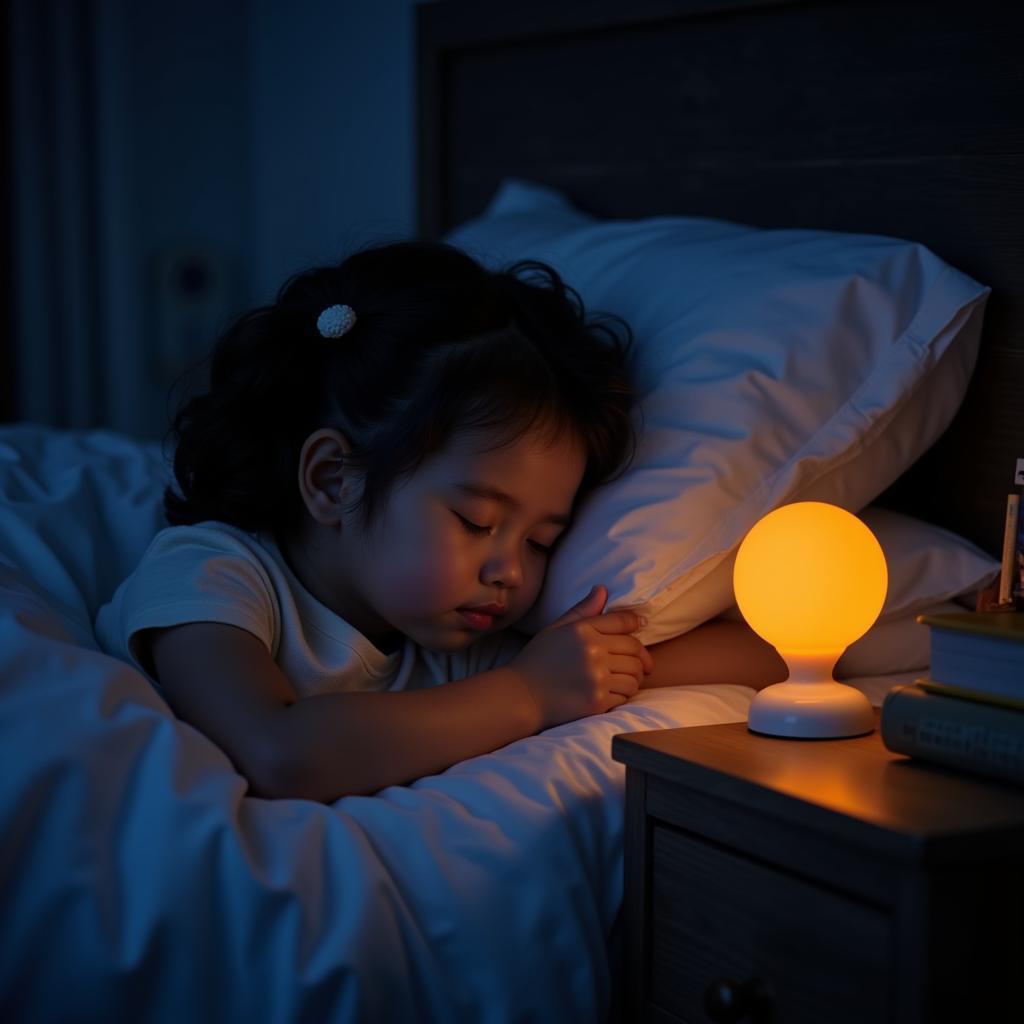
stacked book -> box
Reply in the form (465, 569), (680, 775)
(881, 611), (1024, 786)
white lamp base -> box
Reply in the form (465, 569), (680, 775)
(747, 652), (875, 738)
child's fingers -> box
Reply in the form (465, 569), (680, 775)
(606, 635), (654, 674)
(546, 584), (608, 630)
(608, 656), (644, 690)
(605, 690), (631, 710)
(587, 609), (647, 636)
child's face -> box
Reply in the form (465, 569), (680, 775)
(297, 427), (586, 654)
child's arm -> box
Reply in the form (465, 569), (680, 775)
(148, 622), (544, 802)
(148, 597), (649, 802)
(642, 617), (788, 690)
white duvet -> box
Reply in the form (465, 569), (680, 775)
(0, 425), (761, 1023)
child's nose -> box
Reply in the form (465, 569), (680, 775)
(482, 549), (523, 588)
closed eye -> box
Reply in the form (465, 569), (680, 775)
(453, 512), (554, 555)
(453, 511), (491, 536)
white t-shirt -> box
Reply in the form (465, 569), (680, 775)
(94, 520), (530, 698)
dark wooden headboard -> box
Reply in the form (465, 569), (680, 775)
(416, 0), (1024, 558)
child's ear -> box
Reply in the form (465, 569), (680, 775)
(297, 428), (354, 526)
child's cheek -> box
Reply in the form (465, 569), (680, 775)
(422, 541), (473, 600)
(393, 536), (473, 613)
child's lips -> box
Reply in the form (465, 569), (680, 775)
(457, 607), (501, 630)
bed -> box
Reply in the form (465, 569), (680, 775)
(2, 1), (1021, 1021)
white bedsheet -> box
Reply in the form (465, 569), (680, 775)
(0, 554), (752, 1021)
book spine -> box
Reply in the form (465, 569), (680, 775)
(881, 687), (1024, 785)
(929, 633), (1022, 700)
(1000, 493), (1019, 605)
(1015, 459), (1024, 603)
(917, 678), (1024, 712)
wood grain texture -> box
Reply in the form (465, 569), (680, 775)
(651, 825), (890, 1023)
(612, 720), (1024, 860)
(620, 769), (648, 1024)
(615, 720), (1024, 1023)
(645, 773), (902, 904)
(418, 0), (1024, 557)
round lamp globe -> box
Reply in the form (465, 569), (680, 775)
(734, 501), (887, 738)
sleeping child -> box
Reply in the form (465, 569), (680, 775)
(94, 240), (785, 801)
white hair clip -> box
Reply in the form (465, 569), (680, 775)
(317, 304), (357, 339)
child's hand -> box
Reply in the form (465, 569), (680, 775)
(510, 584), (653, 729)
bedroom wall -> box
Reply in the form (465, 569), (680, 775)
(6, 0), (424, 442)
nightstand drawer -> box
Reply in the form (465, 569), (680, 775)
(650, 825), (891, 1023)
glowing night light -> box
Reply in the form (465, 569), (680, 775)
(734, 501), (887, 738)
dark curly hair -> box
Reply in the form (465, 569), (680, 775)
(162, 240), (639, 540)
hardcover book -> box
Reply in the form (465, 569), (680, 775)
(917, 679), (1024, 711)
(915, 611), (1024, 702)
(881, 684), (1024, 786)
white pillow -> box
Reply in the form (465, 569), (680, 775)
(836, 601), (961, 681)
(717, 507), (999, 677)
(446, 179), (991, 642)
(856, 506), (999, 619)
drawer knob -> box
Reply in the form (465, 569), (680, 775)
(704, 976), (773, 1023)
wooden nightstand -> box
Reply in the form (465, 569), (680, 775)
(611, 714), (1024, 1024)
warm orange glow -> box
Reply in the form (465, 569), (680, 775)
(734, 502), (887, 654)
